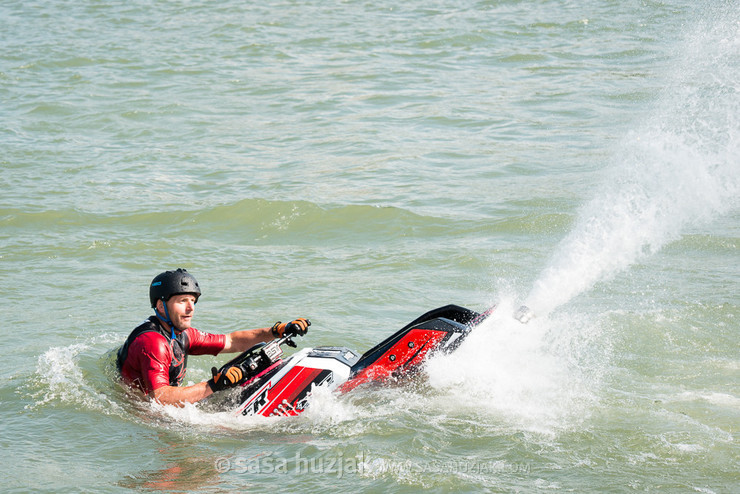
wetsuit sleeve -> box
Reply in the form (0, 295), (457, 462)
(128, 332), (173, 393)
(185, 327), (226, 355)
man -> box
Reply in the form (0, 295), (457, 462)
(117, 268), (309, 405)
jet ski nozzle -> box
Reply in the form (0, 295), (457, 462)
(513, 305), (534, 324)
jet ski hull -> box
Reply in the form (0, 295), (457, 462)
(205, 304), (494, 418)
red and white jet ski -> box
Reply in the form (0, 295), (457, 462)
(203, 304), (495, 418)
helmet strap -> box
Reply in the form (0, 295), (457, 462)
(154, 298), (176, 340)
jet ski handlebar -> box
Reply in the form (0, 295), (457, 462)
(218, 334), (303, 386)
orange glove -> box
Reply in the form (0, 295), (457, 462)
(208, 365), (244, 392)
(271, 318), (311, 338)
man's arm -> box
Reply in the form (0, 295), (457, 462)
(148, 326), (275, 405)
(221, 327), (274, 353)
(220, 318), (311, 354)
(152, 381), (213, 406)
(151, 369), (247, 406)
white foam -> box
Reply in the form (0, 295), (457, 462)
(426, 297), (606, 434)
(30, 343), (125, 416)
(671, 391), (740, 409)
(300, 383), (358, 424)
(32, 343), (89, 407)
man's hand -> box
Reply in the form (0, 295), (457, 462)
(207, 365), (244, 392)
(271, 318), (311, 338)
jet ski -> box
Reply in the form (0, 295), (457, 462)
(203, 304), (495, 417)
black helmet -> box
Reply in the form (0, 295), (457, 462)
(149, 268), (201, 308)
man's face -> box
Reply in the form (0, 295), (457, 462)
(159, 294), (197, 331)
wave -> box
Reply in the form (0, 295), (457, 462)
(2, 198), (563, 248)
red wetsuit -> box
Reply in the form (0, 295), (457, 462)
(118, 316), (225, 395)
